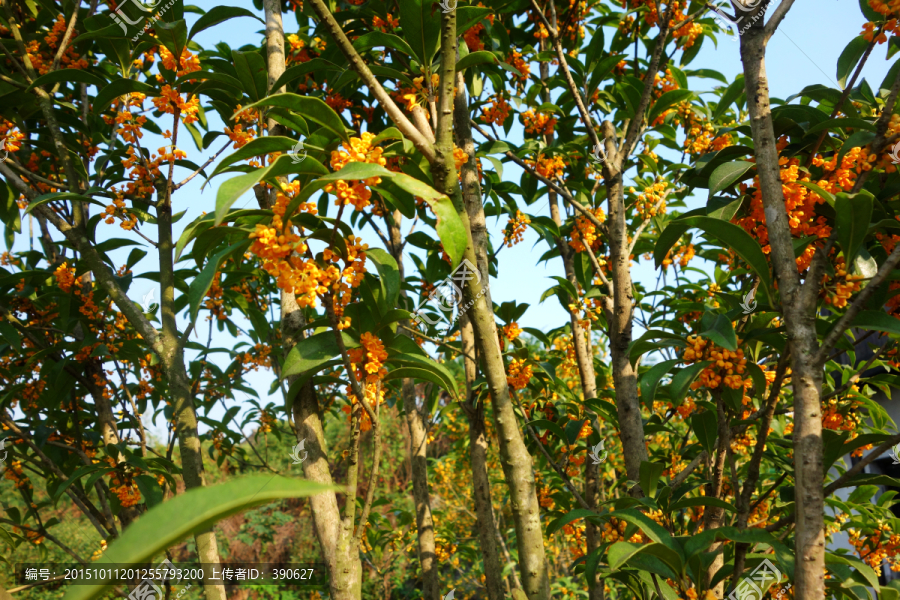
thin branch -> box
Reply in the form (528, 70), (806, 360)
(175, 140), (231, 190)
(763, 0), (798, 43)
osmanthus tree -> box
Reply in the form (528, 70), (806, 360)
(4, 0), (900, 599)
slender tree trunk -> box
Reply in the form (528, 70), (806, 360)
(603, 167), (648, 491)
(157, 182), (227, 600)
(460, 313), (508, 600)
(702, 391), (730, 598)
(450, 66), (549, 599)
(262, 2), (361, 596)
(740, 25), (825, 600)
(386, 214), (439, 600)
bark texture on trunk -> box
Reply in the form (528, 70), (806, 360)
(740, 25), (825, 600)
(451, 69), (549, 600)
(460, 313), (507, 600)
(387, 214), (439, 600)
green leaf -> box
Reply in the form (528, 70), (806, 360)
(640, 461), (665, 498)
(26, 69), (106, 92)
(25, 192), (107, 215)
(527, 419), (567, 443)
(93, 79), (159, 113)
(848, 311), (900, 336)
(188, 241), (246, 325)
(547, 508), (599, 536)
(214, 154), (328, 224)
(282, 331), (359, 378)
(835, 190), (874, 265)
(677, 216), (774, 306)
(713, 75), (745, 121)
(699, 313), (738, 351)
(155, 20), (188, 65)
(805, 117), (877, 135)
(607, 541), (648, 571)
(366, 248), (400, 306)
(210, 136), (306, 178)
(668, 496), (736, 512)
(795, 180), (835, 206)
(232, 50), (268, 102)
(639, 359), (679, 408)
(61, 476), (336, 600)
(457, 50), (499, 72)
(352, 31), (416, 58)
(398, 0), (441, 65)
(649, 89), (693, 126)
(388, 353), (459, 398)
(670, 361), (712, 404)
(457, 6), (494, 33)
(308, 164), (467, 268)
(188, 6), (263, 40)
(238, 93), (350, 142)
(708, 160), (755, 198)
(692, 409), (717, 456)
(269, 59), (346, 94)
(837, 36), (870, 89)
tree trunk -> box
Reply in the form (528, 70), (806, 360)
(460, 313), (508, 600)
(263, 1), (362, 596)
(445, 53), (549, 599)
(386, 214), (439, 600)
(604, 169), (648, 491)
(740, 25), (825, 600)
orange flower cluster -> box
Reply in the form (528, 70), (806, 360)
(287, 35), (323, 65)
(204, 273), (227, 320)
(504, 210), (531, 247)
(849, 523), (900, 574)
(463, 4), (494, 51)
(861, 0), (900, 43)
(372, 14), (399, 31)
(683, 334), (752, 391)
(506, 358), (533, 390)
(152, 85), (201, 124)
(54, 262), (76, 292)
(481, 96), (511, 126)
(238, 343), (272, 372)
(109, 93), (147, 144)
(224, 105), (259, 149)
(24, 14), (89, 75)
(3, 460), (31, 490)
(106, 460), (143, 508)
(525, 154), (567, 181)
(521, 110), (557, 136)
(342, 383), (386, 432)
(661, 242), (695, 270)
(502, 321), (523, 343)
(630, 180), (669, 218)
(325, 89), (352, 113)
(822, 386), (864, 433)
(326, 132), (387, 211)
(0, 118), (24, 155)
(735, 139), (837, 271)
(821, 258), (864, 308)
(348, 332), (389, 384)
(158, 46), (201, 78)
(508, 50), (531, 89)
(569, 208), (606, 253)
(104, 194), (138, 230)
